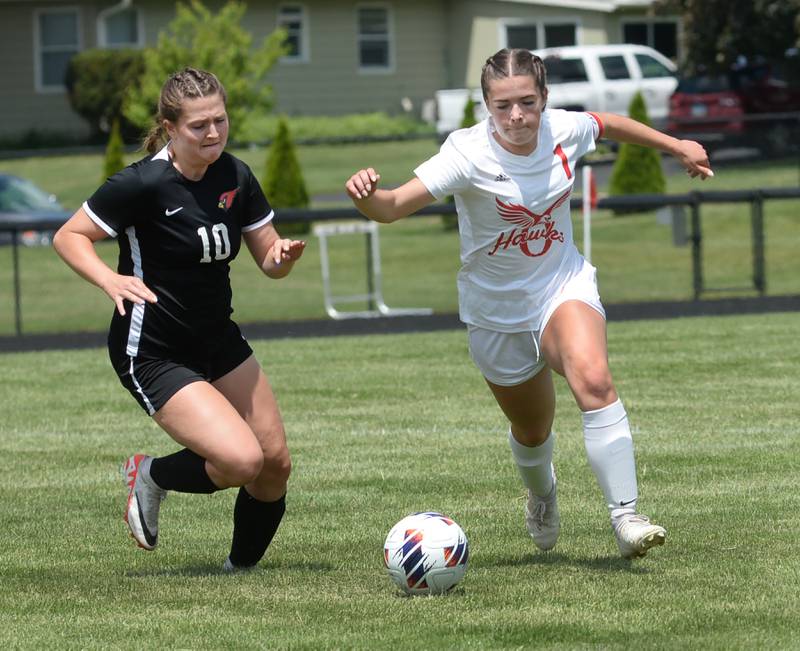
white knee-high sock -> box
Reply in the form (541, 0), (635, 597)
(508, 430), (555, 497)
(582, 399), (638, 519)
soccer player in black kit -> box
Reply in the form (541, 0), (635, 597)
(53, 68), (306, 571)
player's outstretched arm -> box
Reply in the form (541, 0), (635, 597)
(53, 207), (158, 316)
(345, 168), (436, 223)
(244, 222), (306, 279)
(597, 112), (714, 180)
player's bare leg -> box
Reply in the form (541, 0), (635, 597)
(214, 355), (291, 570)
(542, 300), (665, 558)
(487, 369), (560, 550)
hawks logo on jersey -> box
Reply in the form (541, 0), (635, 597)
(218, 187), (240, 211)
(488, 190), (570, 258)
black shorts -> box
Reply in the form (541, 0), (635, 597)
(109, 321), (253, 416)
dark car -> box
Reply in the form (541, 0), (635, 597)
(667, 57), (800, 154)
(0, 173), (71, 246)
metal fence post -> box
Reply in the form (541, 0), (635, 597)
(12, 232), (22, 336)
(689, 195), (703, 300)
(750, 193), (766, 295)
(365, 232), (376, 310)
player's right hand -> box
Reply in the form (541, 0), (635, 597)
(345, 168), (381, 201)
(102, 273), (158, 316)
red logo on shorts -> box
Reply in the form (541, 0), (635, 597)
(218, 187), (240, 211)
(488, 191), (569, 258)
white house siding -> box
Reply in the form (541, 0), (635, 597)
(256, 0), (448, 117)
(445, 0), (637, 88)
(0, 2), (97, 140)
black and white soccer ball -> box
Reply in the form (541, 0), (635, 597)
(383, 511), (469, 595)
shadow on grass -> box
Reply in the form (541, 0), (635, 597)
(123, 559), (335, 578)
(482, 551), (655, 574)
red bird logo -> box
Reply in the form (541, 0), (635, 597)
(495, 189), (571, 227)
(218, 187), (240, 211)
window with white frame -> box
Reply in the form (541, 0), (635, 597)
(357, 5), (392, 71)
(100, 7), (141, 48)
(622, 20), (678, 60)
(278, 4), (308, 61)
(504, 21), (577, 50)
(35, 8), (81, 91)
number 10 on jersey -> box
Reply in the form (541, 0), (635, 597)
(197, 224), (231, 262)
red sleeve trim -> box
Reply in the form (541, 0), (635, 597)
(586, 111), (604, 139)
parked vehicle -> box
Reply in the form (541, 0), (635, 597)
(434, 44), (677, 137)
(666, 57), (800, 154)
(0, 174), (70, 246)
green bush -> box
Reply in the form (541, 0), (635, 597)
(124, 0), (286, 144)
(262, 117), (310, 236)
(101, 119), (126, 183)
(238, 112), (435, 144)
(65, 48), (145, 142)
(608, 91), (666, 213)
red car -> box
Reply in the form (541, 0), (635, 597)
(667, 58), (800, 154)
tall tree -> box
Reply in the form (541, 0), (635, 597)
(658, 0), (800, 73)
(124, 0), (287, 142)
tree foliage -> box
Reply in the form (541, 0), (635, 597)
(608, 92), (665, 209)
(102, 119), (126, 183)
(65, 49), (145, 141)
(124, 0), (287, 142)
(262, 117), (310, 235)
(657, 0), (800, 73)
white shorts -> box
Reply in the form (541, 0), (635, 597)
(467, 261), (605, 387)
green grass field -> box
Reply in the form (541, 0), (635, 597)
(1, 312), (798, 649)
(0, 144), (798, 336)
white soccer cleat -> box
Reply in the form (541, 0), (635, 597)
(613, 513), (666, 559)
(525, 474), (560, 551)
(122, 454), (166, 551)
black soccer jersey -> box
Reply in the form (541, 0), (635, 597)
(84, 146), (273, 359)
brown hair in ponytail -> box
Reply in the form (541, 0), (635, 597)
(480, 48), (548, 102)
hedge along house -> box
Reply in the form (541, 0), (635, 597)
(0, 0), (679, 144)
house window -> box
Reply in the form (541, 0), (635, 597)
(278, 4), (308, 61)
(543, 24), (576, 48)
(357, 5), (392, 71)
(503, 21), (577, 50)
(35, 9), (81, 91)
(507, 25), (538, 50)
(100, 8), (141, 48)
(623, 20), (678, 60)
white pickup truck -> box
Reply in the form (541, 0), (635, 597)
(435, 44), (677, 137)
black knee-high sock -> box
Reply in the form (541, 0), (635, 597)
(228, 489), (286, 568)
(149, 448), (220, 494)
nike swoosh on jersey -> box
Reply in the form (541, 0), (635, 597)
(165, 207), (184, 216)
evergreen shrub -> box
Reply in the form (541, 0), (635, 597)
(102, 119), (126, 183)
(262, 117), (310, 236)
(608, 92), (666, 214)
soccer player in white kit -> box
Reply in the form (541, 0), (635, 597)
(345, 48), (714, 559)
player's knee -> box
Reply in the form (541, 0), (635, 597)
(512, 425), (551, 447)
(263, 448), (292, 485)
(218, 446), (264, 486)
(573, 367), (615, 408)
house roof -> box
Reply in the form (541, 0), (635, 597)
(502, 0), (655, 12)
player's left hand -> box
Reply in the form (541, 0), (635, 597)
(270, 238), (306, 265)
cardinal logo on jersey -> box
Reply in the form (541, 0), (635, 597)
(488, 189), (570, 258)
(218, 187), (240, 211)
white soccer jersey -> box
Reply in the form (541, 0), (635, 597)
(415, 109), (602, 332)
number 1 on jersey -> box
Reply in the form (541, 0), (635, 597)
(197, 223), (231, 262)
